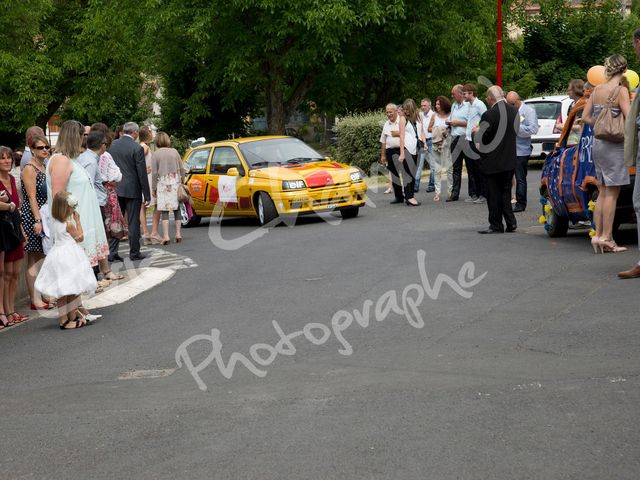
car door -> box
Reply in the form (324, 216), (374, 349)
(183, 146), (213, 215)
(207, 146), (251, 214)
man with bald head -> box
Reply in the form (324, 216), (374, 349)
(474, 86), (519, 234)
(506, 91), (538, 212)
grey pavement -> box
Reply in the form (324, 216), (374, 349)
(1, 170), (639, 479)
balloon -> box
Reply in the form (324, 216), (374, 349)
(587, 65), (606, 86)
(624, 69), (639, 89)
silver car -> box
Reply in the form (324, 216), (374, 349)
(524, 95), (574, 159)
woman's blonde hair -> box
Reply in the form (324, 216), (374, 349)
(54, 120), (83, 159)
(604, 54), (627, 79)
(402, 98), (418, 123)
(155, 131), (171, 148)
(51, 191), (73, 223)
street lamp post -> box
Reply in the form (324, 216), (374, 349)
(497, 0), (503, 86)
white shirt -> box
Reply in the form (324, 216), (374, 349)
(380, 117), (401, 149)
(403, 119), (423, 156)
(420, 110), (434, 139)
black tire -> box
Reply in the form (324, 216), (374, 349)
(544, 198), (569, 237)
(255, 192), (279, 226)
(339, 206), (359, 219)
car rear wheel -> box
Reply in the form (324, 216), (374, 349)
(544, 196), (568, 237)
(339, 206), (359, 219)
(256, 192), (279, 226)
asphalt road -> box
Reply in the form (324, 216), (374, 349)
(1, 171), (639, 480)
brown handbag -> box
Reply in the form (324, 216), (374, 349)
(593, 85), (625, 143)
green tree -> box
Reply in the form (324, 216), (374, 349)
(0, 0), (151, 145)
(516, 0), (628, 92)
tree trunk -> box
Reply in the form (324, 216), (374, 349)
(265, 61), (316, 135)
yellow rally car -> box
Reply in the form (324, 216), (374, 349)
(181, 136), (367, 226)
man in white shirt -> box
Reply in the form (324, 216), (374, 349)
(379, 103), (404, 203)
(463, 83), (488, 203)
(416, 98), (435, 193)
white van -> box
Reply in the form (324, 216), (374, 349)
(524, 95), (574, 159)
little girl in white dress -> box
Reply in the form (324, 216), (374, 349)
(35, 191), (97, 330)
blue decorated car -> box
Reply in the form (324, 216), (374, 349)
(539, 93), (636, 237)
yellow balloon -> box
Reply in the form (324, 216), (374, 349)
(587, 65), (606, 86)
(624, 69), (639, 89)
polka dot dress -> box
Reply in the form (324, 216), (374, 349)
(20, 164), (47, 253)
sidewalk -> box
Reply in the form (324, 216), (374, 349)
(2, 244), (194, 331)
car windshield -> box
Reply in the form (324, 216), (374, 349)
(527, 101), (562, 120)
(239, 138), (325, 168)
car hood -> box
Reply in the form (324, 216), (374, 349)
(250, 160), (355, 186)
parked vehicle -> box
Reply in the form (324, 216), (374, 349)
(539, 93), (636, 238)
(181, 136), (367, 227)
(524, 95), (574, 159)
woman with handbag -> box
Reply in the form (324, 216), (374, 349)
(0, 146), (29, 327)
(583, 54), (631, 253)
(397, 98), (421, 206)
(151, 132), (186, 244)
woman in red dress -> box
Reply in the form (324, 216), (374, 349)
(0, 146), (28, 326)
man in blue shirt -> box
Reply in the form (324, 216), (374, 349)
(463, 84), (488, 203)
(447, 84), (469, 201)
(506, 91), (539, 212)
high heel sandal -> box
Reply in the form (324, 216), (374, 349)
(591, 236), (603, 254)
(0, 314), (9, 330)
(9, 312), (28, 324)
(175, 237), (182, 243)
(600, 238), (627, 253)
(161, 238), (170, 245)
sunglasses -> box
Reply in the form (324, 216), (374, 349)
(34, 145), (51, 151)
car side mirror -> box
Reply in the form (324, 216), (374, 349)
(226, 167), (239, 177)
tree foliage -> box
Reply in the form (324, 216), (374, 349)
(0, 0), (151, 146)
(512, 0), (630, 92)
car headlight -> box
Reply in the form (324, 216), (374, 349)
(350, 171), (363, 183)
(282, 180), (306, 190)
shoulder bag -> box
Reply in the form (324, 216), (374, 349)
(593, 85), (625, 143)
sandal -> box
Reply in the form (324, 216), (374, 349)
(0, 313), (9, 330)
(383, 187), (393, 194)
(102, 270), (125, 281)
(175, 237), (182, 243)
(59, 316), (87, 330)
(9, 312), (28, 324)
(433, 194), (440, 202)
(601, 238), (627, 253)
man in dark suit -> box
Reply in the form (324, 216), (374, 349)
(474, 86), (519, 234)
(108, 122), (151, 261)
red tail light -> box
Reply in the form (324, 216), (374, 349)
(552, 115), (562, 134)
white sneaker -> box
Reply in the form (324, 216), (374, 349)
(85, 314), (102, 321)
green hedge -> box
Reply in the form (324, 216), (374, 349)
(334, 111), (386, 175)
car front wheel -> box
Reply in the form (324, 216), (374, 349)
(544, 197), (568, 238)
(339, 206), (359, 219)
(256, 192), (279, 226)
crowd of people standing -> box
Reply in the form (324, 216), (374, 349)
(0, 121), (187, 331)
(378, 34), (640, 280)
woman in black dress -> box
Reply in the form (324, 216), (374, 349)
(21, 134), (50, 310)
